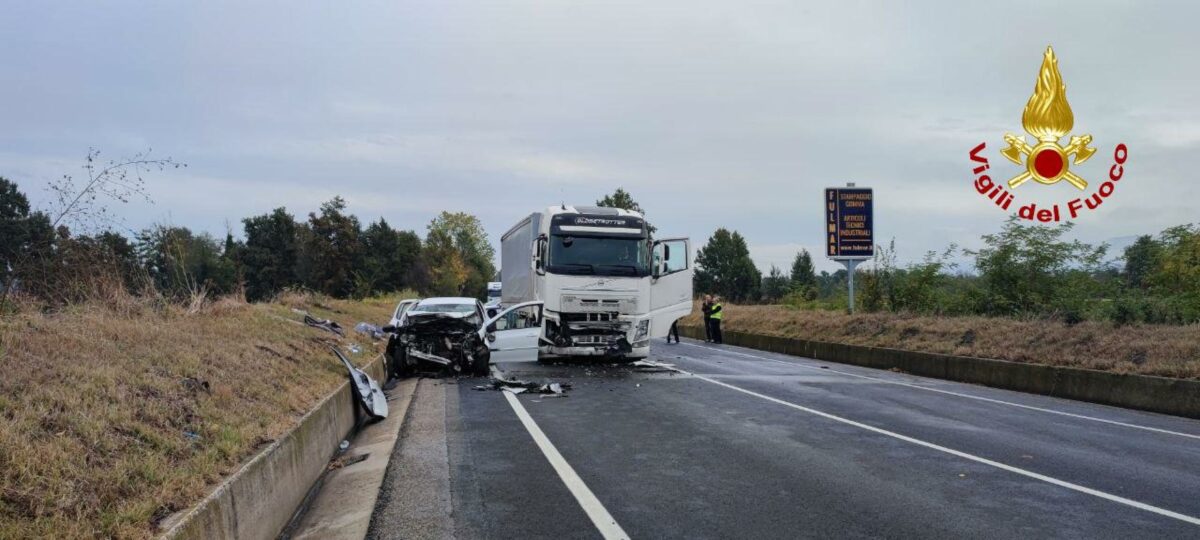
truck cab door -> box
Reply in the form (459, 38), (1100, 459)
(480, 301), (544, 363)
(649, 238), (693, 339)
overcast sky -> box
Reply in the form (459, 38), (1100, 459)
(3, 1), (1197, 273)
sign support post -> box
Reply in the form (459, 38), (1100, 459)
(844, 259), (861, 315)
(825, 183), (874, 315)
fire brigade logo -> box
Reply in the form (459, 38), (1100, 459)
(969, 46), (1129, 222)
(1002, 47), (1096, 190)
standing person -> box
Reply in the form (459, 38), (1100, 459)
(667, 318), (680, 344)
(701, 295), (714, 342)
(710, 296), (724, 344)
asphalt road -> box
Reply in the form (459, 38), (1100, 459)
(369, 337), (1200, 539)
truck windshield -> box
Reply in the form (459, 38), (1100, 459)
(547, 235), (649, 277)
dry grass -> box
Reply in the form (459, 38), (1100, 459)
(681, 303), (1200, 380)
(0, 291), (407, 539)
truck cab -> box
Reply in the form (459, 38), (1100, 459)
(501, 205), (692, 360)
(484, 281), (502, 318)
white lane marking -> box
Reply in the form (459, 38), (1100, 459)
(503, 391), (631, 540)
(644, 360), (1200, 527)
(679, 342), (1200, 441)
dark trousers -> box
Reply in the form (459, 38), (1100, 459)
(668, 320), (680, 343)
(703, 317), (712, 341)
(710, 319), (723, 344)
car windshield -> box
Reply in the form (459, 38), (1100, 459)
(411, 303), (475, 314)
(547, 235), (649, 277)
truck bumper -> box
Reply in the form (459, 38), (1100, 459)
(540, 343), (649, 360)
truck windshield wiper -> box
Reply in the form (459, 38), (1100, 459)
(553, 263), (594, 274)
(597, 264), (639, 276)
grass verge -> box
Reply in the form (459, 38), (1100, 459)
(680, 303), (1200, 379)
(0, 291), (406, 539)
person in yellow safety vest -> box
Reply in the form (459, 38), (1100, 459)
(701, 294), (714, 342)
(709, 296), (724, 344)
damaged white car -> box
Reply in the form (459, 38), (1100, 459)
(385, 297), (544, 377)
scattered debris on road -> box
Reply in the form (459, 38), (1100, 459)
(478, 377), (573, 396)
(631, 360), (676, 373)
(331, 347), (388, 420)
(328, 453), (370, 470)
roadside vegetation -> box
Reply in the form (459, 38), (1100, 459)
(694, 218), (1200, 325)
(689, 218), (1200, 378)
(678, 303), (1200, 379)
(0, 290), (403, 539)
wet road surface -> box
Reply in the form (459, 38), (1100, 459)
(369, 337), (1200, 539)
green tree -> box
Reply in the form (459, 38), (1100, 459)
(760, 265), (790, 302)
(1, 178), (57, 307)
(299, 197), (364, 297)
(1123, 235), (1162, 290)
(1, 178), (54, 285)
(789, 249), (816, 293)
(92, 231), (143, 291)
(136, 225), (238, 298)
(596, 187), (656, 234)
(1150, 225), (1200, 296)
(967, 217), (1106, 318)
(241, 208), (300, 301)
(360, 218), (423, 296)
(694, 228), (761, 302)
(424, 211), (495, 298)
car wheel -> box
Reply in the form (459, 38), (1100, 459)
(471, 350), (490, 377)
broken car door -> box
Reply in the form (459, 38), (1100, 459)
(480, 301), (544, 363)
(649, 238), (693, 339)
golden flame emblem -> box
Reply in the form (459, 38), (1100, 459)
(1002, 46), (1097, 190)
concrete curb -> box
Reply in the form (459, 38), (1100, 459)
(288, 377), (418, 539)
(678, 325), (1200, 419)
(159, 354), (387, 540)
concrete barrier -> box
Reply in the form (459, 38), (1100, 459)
(159, 355), (386, 540)
(678, 325), (1200, 419)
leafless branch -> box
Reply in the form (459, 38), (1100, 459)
(47, 147), (186, 233)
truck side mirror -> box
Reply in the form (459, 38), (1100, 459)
(535, 235), (548, 275)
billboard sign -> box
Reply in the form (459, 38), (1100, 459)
(825, 187), (874, 259)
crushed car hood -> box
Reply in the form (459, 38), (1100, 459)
(402, 312), (479, 334)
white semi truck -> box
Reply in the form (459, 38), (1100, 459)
(499, 205), (692, 360)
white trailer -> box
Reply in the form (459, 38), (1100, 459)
(497, 205), (692, 361)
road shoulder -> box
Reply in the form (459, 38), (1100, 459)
(367, 379), (455, 540)
(290, 378), (418, 540)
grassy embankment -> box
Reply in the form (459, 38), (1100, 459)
(0, 291), (407, 539)
(679, 303), (1200, 380)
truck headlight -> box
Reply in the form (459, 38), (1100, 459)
(635, 320), (650, 340)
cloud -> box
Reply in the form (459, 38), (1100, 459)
(1, 0), (1197, 272)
